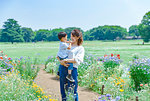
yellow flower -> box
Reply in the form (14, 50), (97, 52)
(120, 89), (124, 92)
(48, 95), (51, 97)
(116, 82), (121, 86)
(39, 98), (41, 100)
(90, 84), (94, 87)
(49, 99), (52, 101)
(44, 95), (48, 98)
(120, 79), (125, 83)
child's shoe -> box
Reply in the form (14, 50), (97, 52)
(66, 74), (75, 82)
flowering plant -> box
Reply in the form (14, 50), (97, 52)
(99, 54), (121, 72)
(0, 51), (13, 73)
(129, 58), (150, 91)
(96, 94), (120, 101)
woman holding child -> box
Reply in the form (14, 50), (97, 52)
(57, 29), (84, 101)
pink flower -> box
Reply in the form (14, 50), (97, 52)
(140, 84), (143, 86)
(145, 84), (148, 86)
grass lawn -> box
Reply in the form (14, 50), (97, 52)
(0, 40), (150, 63)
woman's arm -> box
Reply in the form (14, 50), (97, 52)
(63, 58), (76, 63)
(64, 47), (84, 65)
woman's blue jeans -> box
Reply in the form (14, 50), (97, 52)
(59, 64), (78, 101)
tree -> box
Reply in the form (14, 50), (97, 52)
(48, 28), (64, 41)
(84, 25), (127, 41)
(0, 29), (2, 41)
(1, 19), (24, 43)
(138, 11), (150, 43)
(22, 27), (34, 42)
(34, 29), (50, 41)
(129, 25), (140, 38)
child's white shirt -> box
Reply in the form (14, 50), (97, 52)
(57, 41), (69, 58)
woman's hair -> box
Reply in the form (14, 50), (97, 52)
(71, 29), (83, 46)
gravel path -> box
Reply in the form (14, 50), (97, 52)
(34, 66), (99, 101)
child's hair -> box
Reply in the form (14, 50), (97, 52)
(58, 32), (67, 40)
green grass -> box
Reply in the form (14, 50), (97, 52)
(0, 40), (150, 63)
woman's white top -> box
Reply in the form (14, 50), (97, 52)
(68, 45), (85, 68)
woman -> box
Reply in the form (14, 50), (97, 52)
(59, 29), (84, 101)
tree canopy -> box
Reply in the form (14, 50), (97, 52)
(138, 11), (150, 42)
(2, 16), (150, 43)
(1, 19), (24, 43)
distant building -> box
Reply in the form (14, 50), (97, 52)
(125, 36), (141, 40)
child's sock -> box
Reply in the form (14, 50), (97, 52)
(68, 74), (71, 77)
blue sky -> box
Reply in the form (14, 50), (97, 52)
(0, 0), (150, 31)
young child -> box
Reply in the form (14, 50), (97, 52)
(57, 32), (75, 82)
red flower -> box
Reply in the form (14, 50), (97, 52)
(5, 55), (7, 57)
(104, 55), (107, 57)
(1, 51), (3, 53)
(0, 57), (3, 59)
(111, 54), (114, 57)
(117, 54), (120, 57)
(117, 54), (120, 59)
(8, 57), (11, 60)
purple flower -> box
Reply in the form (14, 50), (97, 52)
(108, 97), (111, 100)
(20, 56), (23, 60)
(98, 96), (102, 99)
(98, 95), (105, 99)
(106, 94), (111, 97)
(36, 53), (40, 55)
(116, 96), (120, 101)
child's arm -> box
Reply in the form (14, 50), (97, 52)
(67, 42), (71, 50)
(57, 56), (61, 62)
(57, 56), (69, 67)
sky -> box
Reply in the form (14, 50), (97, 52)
(0, 0), (150, 31)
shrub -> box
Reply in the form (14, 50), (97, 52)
(129, 58), (150, 91)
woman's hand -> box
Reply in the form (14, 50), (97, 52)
(60, 60), (69, 67)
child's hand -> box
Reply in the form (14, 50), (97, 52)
(69, 39), (73, 43)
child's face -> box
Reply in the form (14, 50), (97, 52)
(61, 35), (67, 42)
